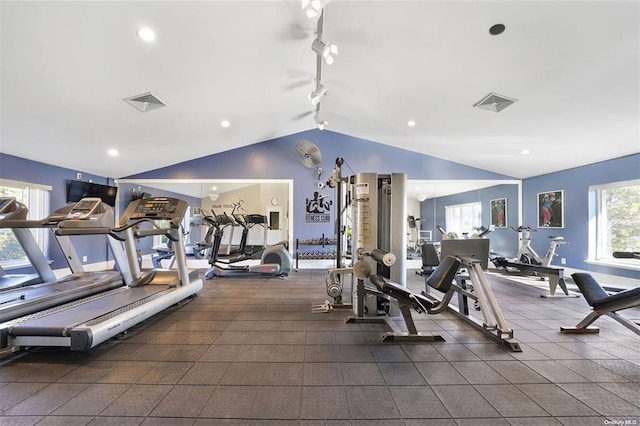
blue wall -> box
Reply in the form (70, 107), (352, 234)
(4, 133), (638, 280)
(522, 154), (640, 279)
(0, 153), (113, 271)
(127, 129), (514, 241)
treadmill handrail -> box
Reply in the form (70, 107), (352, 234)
(134, 227), (182, 241)
(0, 218), (61, 228)
(112, 218), (181, 242)
(55, 227), (126, 241)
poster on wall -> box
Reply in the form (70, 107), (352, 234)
(305, 191), (332, 223)
(490, 198), (507, 228)
(537, 190), (564, 228)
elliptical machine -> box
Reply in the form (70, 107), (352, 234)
(204, 211), (292, 279)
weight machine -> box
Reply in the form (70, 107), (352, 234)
(316, 168), (407, 313)
(317, 166), (520, 350)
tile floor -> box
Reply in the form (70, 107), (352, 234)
(0, 268), (638, 425)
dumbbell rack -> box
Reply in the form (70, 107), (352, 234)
(295, 234), (337, 270)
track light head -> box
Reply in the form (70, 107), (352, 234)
(308, 84), (327, 106)
(314, 112), (328, 130)
(302, 0), (330, 19)
(312, 39), (338, 65)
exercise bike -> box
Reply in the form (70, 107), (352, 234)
(436, 224), (494, 240)
(511, 226), (567, 267)
(436, 224), (458, 240)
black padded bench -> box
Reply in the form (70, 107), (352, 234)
(371, 255), (461, 315)
(561, 272), (640, 335)
(360, 255), (462, 342)
(370, 254), (520, 351)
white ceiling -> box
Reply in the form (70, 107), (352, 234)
(1, 1), (638, 180)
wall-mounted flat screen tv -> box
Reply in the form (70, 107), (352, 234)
(67, 180), (118, 207)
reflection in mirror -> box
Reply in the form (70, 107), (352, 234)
(115, 179), (293, 268)
(408, 180), (521, 262)
(269, 210), (281, 230)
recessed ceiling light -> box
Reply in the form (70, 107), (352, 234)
(211, 186), (218, 191)
(489, 24), (506, 36)
(220, 119), (230, 128)
(407, 120), (416, 127)
(521, 149), (531, 155)
(137, 27), (156, 42)
(107, 149), (119, 156)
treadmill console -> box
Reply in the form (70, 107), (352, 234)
(66, 197), (103, 220)
(124, 197), (188, 228)
(0, 197), (17, 214)
(0, 197), (28, 221)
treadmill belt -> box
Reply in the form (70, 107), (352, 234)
(10, 285), (170, 337)
(0, 272), (123, 323)
(0, 274), (42, 292)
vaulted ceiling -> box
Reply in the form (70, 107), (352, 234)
(1, 1), (638, 179)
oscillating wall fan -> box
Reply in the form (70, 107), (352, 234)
(296, 139), (326, 190)
(296, 139), (322, 169)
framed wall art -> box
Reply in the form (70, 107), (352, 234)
(490, 198), (507, 228)
(537, 190), (564, 228)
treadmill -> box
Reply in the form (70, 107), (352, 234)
(0, 197), (203, 351)
(0, 198), (129, 323)
(0, 197), (53, 291)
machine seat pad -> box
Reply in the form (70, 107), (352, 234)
(426, 256), (461, 293)
(595, 287), (640, 310)
(572, 273), (640, 309)
(370, 275), (435, 309)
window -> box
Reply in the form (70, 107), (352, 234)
(0, 179), (51, 268)
(445, 202), (482, 238)
(592, 179), (640, 265)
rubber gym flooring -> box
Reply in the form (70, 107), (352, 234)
(0, 268), (639, 425)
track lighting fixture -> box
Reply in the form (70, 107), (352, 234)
(314, 112), (327, 130)
(312, 39), (338, 65)
(302, 4), (334, 130)
(308, 84), (327, 106)
(301, 0), (331, 19)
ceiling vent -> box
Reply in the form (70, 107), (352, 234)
(473, 92), (517, 113)
(123, 92), (167, 112)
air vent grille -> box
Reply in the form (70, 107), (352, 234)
(123, 92), (167, 112)
(473, 92), (517, 113)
